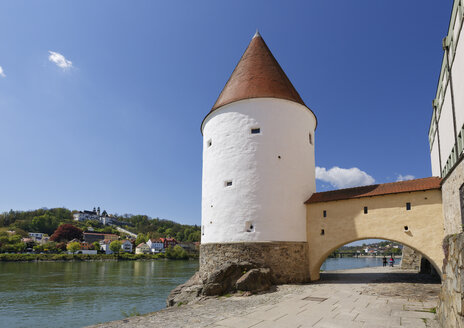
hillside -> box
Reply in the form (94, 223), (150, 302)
(0, 208), (200, 242)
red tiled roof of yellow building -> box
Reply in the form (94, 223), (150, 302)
(306, 177), (442, 204)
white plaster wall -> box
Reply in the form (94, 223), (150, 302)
(451, 26), (464, 138)
(201, 98), (316, 243)
(438, 86), (455, 160)
(431, 139), (441, 176)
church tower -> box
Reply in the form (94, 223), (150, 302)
(200, 32), (317, 283)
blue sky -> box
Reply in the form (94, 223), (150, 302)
(0, 1), (453, 229)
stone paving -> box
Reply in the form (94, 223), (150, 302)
(89, 266), (441, 328)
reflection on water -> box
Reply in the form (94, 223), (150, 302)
(321, 257), (394, 271)
(0, 260), (198, 328)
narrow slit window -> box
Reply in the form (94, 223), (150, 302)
(201, 225), (204, 236)
(309, 133), (313, 145)
(321, 229), (325, 235)
(207, 139), (212, 148)
(364, 206), (368, 214)
(251, 128), (261, 134)
(323, 210), (327, 218)
(406, 202), (411, 211)
(225, 180), (233, 187)
(245, 221), (255, 232)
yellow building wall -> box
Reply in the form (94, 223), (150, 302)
(306, 189), (444, 281)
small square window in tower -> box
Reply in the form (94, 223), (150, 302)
(245, 221), (255, 232)
(225, 180), (233, 187)
(406, 202), (411, 211)
(320, 229), (325, 235)
(251, 128), (261, 134)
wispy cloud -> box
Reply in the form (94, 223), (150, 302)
(396, 174), (415, 182)
(48, 51), (73, 70)
(0, 66), (5, 78)
(316, 166), (375, 189)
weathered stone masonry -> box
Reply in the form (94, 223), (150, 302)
(200, 242), (310, 284)
(438, 159), (464, 327)
(439, 233), (464, 328)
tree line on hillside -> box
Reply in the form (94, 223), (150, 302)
(117, 215), (201, 242)
(0, 208), (73, 235)
(0, 208), (201, 242)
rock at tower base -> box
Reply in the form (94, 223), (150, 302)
(200, 242), (310, 284)
(166, 241), (310, 307)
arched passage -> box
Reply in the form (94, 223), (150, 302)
(312, 237), (441, 281)
(306, 187), (444, 281)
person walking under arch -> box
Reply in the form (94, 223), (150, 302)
(382, 256), (387, 267)
(389, 256), (395, 267)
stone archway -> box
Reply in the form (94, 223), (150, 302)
(306, 187), (444, 281)
(309, 237), (441, 281)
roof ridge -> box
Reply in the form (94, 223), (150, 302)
(307, 177), (442, 204)
(313, 177), (441, 195)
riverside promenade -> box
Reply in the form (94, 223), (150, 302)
(90, 266), (440, 328)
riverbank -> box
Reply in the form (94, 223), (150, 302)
(89, 266), (440, 328)
(0, 253), (198, 262)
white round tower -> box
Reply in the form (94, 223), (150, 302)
(200, 32), (317, 283)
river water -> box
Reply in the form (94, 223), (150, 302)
(0, 257), (396, 328)
(0, 260), (198, 328)
(321, 257), (391, 271)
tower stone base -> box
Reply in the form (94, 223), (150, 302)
(200, 242), (310, 284)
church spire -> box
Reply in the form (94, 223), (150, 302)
(210, 32), (307, 112)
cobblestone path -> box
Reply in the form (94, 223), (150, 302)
(89, 266), (440, 328)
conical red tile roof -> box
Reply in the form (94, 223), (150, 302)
(210, 32), (308, 112)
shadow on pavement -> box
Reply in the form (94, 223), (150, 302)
(318, 272), (441, 284)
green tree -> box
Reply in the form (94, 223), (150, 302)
(67, 242), (81, 254)
(31, 213), (59, 235)
(12, 242), (26, 253)
(92, 241), (101, 251)
(110, 240), (122, 255)
(187, 231), (201, 242)
(135, 233), (147, 246)
(165, 245), (188, 259)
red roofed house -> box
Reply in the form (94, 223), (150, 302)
(160, 237), (177, 250)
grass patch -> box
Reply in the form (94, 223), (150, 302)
(121, 307), (140, 317)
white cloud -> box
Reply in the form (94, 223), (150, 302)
(48, 51), (72, 70)
(396, 174), (415, 182)
(0, 66), (5, 78)
(316, 166), (375, 189)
